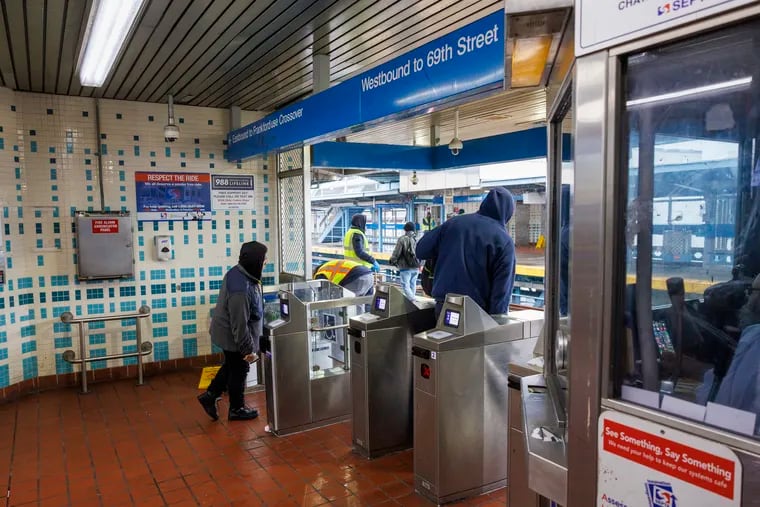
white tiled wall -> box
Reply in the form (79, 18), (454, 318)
(0, 87), (278, 387)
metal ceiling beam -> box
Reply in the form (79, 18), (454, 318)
(141, 0), (251, 103)
(200, 0), (401, 108)
(148, 0), (279, 104)
(44, 0), (66, 94)
(241, 0), (499, 111)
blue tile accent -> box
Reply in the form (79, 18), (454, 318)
(0, 349), (7, 360)
(152, 313), (168, 324)
(209, 280), (222, 291)
(0, 365), (9, 387)
(54, 337), (72, 348)
(183, 338), (198, 357)
(88, 321), (106, 330)
(52, 290), (70, 302)
(150, 284), (166, 295)
(181, 310), (197, 321)
(86, 303), (105, 314)
(52, 306), (70, 318)
(180, 282), (195, 292)
(150, 269), (166, 280)
(121, 330), (136, 341)
(181, 324), (197, 335)
(120, 301), (137, 312)
(20, 325), (36, 338)
(153, 342), (169, 361)
(180, 268), (195, 278)
(181, 296), (196, 307)
(86, 288), (104, 299)
(30, 141), (37, 152)
(119, 286), (136, 297)
(152, 327), (168, 338)
(55, 354), (73, 374)
(89, 334), (106, 345)
(17, 277), (33, 289)
(21, 341), (36, 354)
(90, 348), (107, 370)
(122, 345), (138, 366)
(22, 357), (38, 379)
(151, 298), (167, 309)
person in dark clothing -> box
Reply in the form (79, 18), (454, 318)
(198, 241), (266, 421)
(390, 222), (420, 300)
(416, 187), (516, 317)
(343, 214), (380, 272)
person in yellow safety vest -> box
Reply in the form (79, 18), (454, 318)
(343, 214), (380, 272)
(422, 211), (435, 231)
(314, 259), (375, 297)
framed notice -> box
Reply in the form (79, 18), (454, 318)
(135, 172), (212, 221)
(211, 174), (255, 210)
(577, 0), (754, 56)
(598, 410), (741, 506)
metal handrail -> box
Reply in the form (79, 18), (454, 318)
(61, 305), (152, 394)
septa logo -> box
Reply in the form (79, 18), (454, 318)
(658, 0), (696, 15)
(646, 480), (676, 507)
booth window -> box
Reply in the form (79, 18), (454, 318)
(618, 19), (760, 438)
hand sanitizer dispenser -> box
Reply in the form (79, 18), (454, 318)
(154, 236), (172, 261)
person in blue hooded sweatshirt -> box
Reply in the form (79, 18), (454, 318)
(416, 187), (516, 317)
(713, 274), (760, 432)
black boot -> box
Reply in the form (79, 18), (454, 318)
(229, 406), (259, 421)
(197, 391), (220, 421)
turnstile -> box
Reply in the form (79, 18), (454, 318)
(262, 280), (372, 436)
(348, 284), (436, 458)
(411, 295), (543, 505)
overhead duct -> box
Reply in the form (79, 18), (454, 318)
(505, 0), (574, 90)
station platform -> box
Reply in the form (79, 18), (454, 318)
(0, 370), (507, 507)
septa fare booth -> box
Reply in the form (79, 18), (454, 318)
(524, 0), (760, 506)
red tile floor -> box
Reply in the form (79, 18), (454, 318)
(0, 370), (508, 507)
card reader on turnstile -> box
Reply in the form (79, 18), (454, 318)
(412, 294), (542, 505)
(348, 284), (436, 459)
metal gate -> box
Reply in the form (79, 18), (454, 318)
(277, 148), (310, 281)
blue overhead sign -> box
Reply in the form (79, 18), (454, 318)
(226, 11), (505, 161)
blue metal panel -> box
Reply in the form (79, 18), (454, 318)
(432, 127), (548, 168)
(312, 142), (432, 170)
(226, 12), (505, 161)
(311, 127), (550, 171)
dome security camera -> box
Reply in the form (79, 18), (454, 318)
(448, 137), (463, 156)
(410, 171), (419, 185)
(164, 94), (179, 142)
(164, 124), (180, 143)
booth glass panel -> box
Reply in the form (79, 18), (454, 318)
(618, 18), (760, 438)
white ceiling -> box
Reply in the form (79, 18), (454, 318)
(346, 88), (548, 146)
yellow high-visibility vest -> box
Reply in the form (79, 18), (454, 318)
(343, 228), (373, 268)
(314, 260), (364, 285)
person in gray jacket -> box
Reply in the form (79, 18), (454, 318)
(197, 241), (267, 421)
(390, 222), (420, 300)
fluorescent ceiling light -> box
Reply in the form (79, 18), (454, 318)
(511, 36), (552, 88)
(78, 0), (146, 87)
(626, 77), (752, 108)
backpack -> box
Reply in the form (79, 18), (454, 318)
(420, 257), (436, 296)
(404, 236), (420, 268)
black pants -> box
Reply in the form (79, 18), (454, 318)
(207, 350), (249, 410)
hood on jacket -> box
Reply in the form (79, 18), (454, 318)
(239, 241), (267, 281)
(478, 187), (515, 225)
(351, 214), (367, 231)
